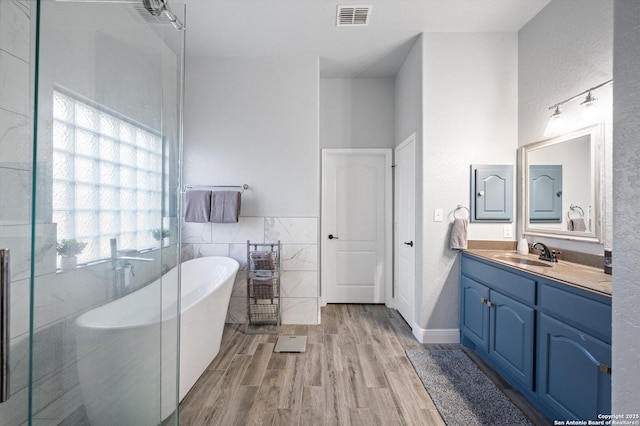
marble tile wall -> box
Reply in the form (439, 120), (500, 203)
(0, 1), (30, 63)
(0, 2), (34, 424)
(182, 217), (319, 324)
(0, 0), (32, 227)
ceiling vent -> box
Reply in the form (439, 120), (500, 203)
(336, 5), (372, 27)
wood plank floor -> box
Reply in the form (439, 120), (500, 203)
(179, 304), (548, 425)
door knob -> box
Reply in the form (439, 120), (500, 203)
(403, 241), (414, 247)
(477, 191), (485, 197)
(328, 234), (338, 240)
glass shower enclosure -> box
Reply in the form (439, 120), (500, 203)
(0, 1), (185, 424)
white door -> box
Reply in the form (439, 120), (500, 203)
(322, 149), (392, 304)
(394, 135), (416, 325)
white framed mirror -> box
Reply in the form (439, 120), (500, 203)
(522, 125), (603, 243)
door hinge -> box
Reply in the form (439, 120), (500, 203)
(599, 364), (612, 375)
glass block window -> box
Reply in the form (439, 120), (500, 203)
(52, 90), (163, 264)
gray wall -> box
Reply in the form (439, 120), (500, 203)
(394, 34), (424, 330)
(612, 0), (640, 413)
(518, 0), (613, 254)
(320, 78), (395, 149)
(184, 56), (319, 218)
(182, 56), (321, 324)
(395, 32), (518, 336)
(421, 32), (518, 332)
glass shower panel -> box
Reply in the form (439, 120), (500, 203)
(0, 1), (34, 424)
(29, 1), (184, 425)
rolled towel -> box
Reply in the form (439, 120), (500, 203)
(184, 190), (211, 223)
(210, 191), (241, 223)
(450, 218), (469, 250)
(250, 251), (274, 270)
(251, 276), (274, 300)
(570, 218), (587, 232)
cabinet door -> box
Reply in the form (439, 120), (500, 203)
(539, 314), (611, 420)
(489, 291), (535, 391)
(529, 165), (563, 222)
(460, 276), (490, 352)
(472, 165), (513, 222)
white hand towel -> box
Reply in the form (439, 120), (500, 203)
(450, 218), (468, 250)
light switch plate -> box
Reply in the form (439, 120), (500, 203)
(503, 224), (512, 238)
(434, 208), (443, 222)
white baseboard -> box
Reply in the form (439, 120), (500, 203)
(412, 327), (460, 344)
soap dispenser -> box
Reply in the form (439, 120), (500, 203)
(517, 235), (529, 255)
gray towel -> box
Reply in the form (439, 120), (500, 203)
(450, 218), (468, 250)
(184, 190), (211, 223)
(210, 191), (241, 223)
(570, 218), (587, 232)
(250, 251), (274, 270)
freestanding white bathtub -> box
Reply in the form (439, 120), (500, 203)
(75, 256), (239, 425)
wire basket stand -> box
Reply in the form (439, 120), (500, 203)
(246, 240), (281, 334)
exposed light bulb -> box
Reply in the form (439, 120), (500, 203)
(543, 105), (568, 137)
(577, 91), (601, 127)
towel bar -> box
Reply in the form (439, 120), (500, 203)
(183, 184), (248, 193)
(567, 204), (584, 220)
(454, 205), (470, 219)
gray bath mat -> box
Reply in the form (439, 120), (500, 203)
(405, 349), (532, 426)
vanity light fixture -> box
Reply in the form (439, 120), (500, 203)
(578, 91), (601, 127)
(543, 105), (568, 137)
(544, 79), (613, 137)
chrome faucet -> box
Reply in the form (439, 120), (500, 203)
(531, 242), (560, 262)
(110, 238), (153, 297)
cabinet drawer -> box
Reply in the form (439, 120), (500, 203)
(462, 256), (536, 305)
(540, 284), (611, 343)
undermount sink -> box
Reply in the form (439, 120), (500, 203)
(491, 254), (554, 268)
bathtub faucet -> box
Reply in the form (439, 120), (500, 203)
(110, 238), (154, 297)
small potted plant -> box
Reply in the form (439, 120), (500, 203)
(151, 228), (171, 247)
(56, 239), (87, 270)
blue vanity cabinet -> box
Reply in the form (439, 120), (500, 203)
(460, 256), (536, 391)
(538, 281), (612, 420)
(460, 253), (612, 422)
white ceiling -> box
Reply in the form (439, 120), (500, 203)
(183, 0), (551, 78)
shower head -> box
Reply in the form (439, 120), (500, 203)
(140, 0), (184, 31)
(143, 0), (165, 16)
